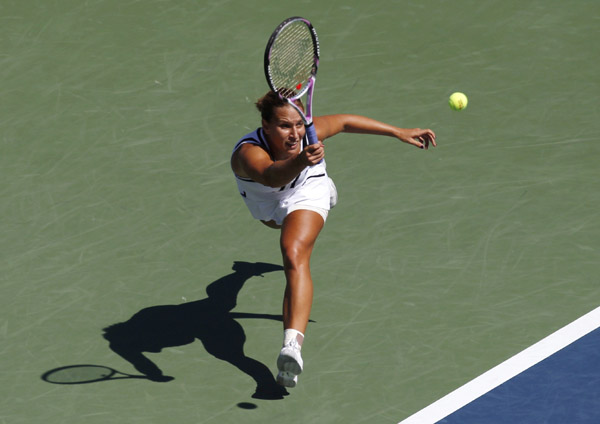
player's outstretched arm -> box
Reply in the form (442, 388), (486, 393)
(314, 114), (436, 149)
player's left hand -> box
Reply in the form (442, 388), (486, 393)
(397, 128), (437, 150)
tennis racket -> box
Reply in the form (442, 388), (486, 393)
(264, 17), (320, 147)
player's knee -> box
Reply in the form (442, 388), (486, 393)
(281, 240), (309, 270)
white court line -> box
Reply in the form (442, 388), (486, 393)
(399, 306), (600, 424)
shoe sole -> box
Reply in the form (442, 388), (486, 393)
(276, 371), (297, 388)
(277, 353), (303, 375)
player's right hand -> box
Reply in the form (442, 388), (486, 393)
(299, 142), (325, 165)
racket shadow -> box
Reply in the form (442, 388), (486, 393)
(101, 261), (289, 400)
(41, 364), (148, 384)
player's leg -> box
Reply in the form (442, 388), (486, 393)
(280, 209), (324, 332)
(276, 209), (324, 387)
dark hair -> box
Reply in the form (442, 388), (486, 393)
(255, 91), (304, 122)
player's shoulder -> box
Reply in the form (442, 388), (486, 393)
(235, 142), (272, 168)
(235, 141), (269, 157)
(234, 128), (269, 150)
(232, 130), (271, 178)
(233, 127), (271, 157)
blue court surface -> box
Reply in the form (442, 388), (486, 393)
(400, 307), (600, 424)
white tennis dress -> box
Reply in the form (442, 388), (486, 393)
(232, 128), (334, 225)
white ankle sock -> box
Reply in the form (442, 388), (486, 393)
(283, 329), (304, 348)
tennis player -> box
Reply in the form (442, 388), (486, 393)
(231, 91), (436, 388)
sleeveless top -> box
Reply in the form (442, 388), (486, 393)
(231, 128), (328, 221)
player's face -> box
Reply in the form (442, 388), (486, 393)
(262, 105), (305, 160)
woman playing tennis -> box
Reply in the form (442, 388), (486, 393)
(231, 90), (436, 388)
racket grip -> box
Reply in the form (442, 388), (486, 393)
(305, 122), (323, 164)
(305, 122), (318, 145)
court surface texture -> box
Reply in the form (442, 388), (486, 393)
(2, 1), (599, 423)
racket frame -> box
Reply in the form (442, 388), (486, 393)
(264, 17), (320, 145)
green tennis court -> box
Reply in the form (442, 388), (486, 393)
(3, 1), (599, 422)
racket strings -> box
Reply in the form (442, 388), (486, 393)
(269, 22), (315, 98)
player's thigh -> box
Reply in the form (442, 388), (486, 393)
(280, 209), (324, 262)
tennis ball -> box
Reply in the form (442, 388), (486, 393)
(449, 92), (468, 111)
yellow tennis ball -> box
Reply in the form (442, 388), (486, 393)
(449, 92), (468, 111)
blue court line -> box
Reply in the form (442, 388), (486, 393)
(399, 306), (600, 424)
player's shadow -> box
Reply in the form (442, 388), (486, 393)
(103, 261), (289, 400)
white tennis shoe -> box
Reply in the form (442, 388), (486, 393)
(276, 371), (298, 388)
(276, 338), (303, 388)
